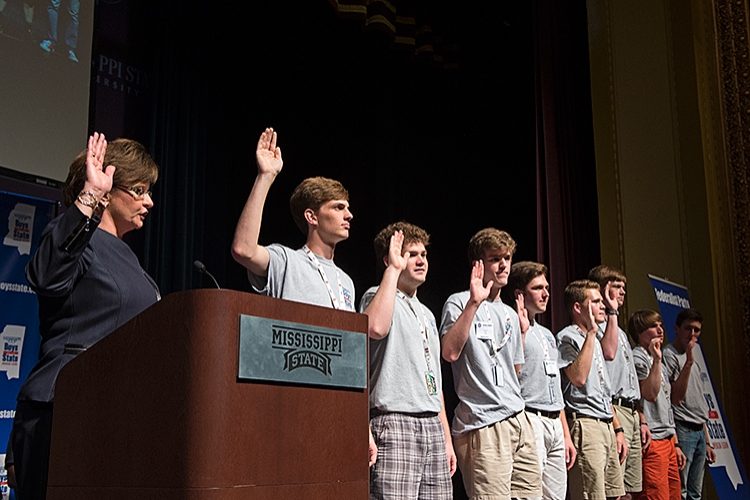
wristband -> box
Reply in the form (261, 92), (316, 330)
(605, 308), (619, 316)
(640, 422), (648, 427)
(614, 427), (624, 434)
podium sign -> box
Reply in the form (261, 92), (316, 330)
(239, 315), (367, 389)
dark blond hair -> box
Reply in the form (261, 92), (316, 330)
(467, 228), (516, 263)
(563, 279), (600, 318)
(289, 177), (349, 234)
(373, 222), (430, 269)
(628, 310), (663, 343)
(588, 265), (627, 288)
(62, 139), (159, 207)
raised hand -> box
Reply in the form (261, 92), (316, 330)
(603, 281), (618, 311)
(84, 132), (115, 199)
(515, 292), (530, 334)
(686, 337), (697, 365)
(256, 128), (283, 177)
(648, 337), (663, 362)
(582, 301), (598, 334)
(387, 231), (407, 272)
(469, 260), (492, 305)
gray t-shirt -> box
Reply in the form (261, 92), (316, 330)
(440, 292), (525, 438)
(662, 343), (709, 425)
(557, 324), (614, 419)
(360, 287), (442, 414)
(597, 323), (641, 402)
(249, 244), (356, 311)
(633, 345), (675, 440)
(518, 322), (564, 412)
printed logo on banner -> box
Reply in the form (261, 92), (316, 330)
(0, 454), (8, 500)
(3, 203), (36, 256)
(0, 325), (25, 380)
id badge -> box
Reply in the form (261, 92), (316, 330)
(425, 372), (438, 395)
(544, 359), (557, 376)
(475, 322), (494, 340)
(493, 364), (504, 387)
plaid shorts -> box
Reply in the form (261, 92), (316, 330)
(370, 412), (453, 500)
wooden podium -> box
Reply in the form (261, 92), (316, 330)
(46, 290), (370, 499)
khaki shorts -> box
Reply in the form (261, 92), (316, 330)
(613, 403), (643, 492)
(454, 411), (542, 499)
(567, 416), (625, 500)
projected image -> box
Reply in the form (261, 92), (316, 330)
(0, 0), (94, 181)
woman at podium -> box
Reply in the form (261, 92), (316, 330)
(9, 133), (161, 500)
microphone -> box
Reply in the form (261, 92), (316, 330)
(193, 260), (221, 289)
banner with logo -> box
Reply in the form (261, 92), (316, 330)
(0, 191), (57, 499)
(649, 275), (749, 500)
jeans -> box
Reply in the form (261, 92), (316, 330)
(46, 0), (79, 49)
(675, 421), (706, 500)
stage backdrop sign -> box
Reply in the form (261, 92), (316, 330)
(0, 191), (56, 499)
(649, 275), (749, 500)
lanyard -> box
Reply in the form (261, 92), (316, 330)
(530, 323), (551, 360)
(481, 301), (513, 355)
(396, 290), (434, 373)
(574, 325), (607, 392)
(302, 246), (352, 311)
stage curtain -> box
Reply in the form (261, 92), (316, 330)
(533, 0), (602, 331)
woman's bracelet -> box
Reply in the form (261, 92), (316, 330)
(77, 190), (99, 209)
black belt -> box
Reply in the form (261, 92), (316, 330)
(675, 419), (704, 432)
(612, 397), (638, 411)
(526, 408), (560, 419)
(567, 412), (613, 424)
(370, 410), (439, 419)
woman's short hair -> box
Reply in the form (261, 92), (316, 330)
(289, 177), (349, 235)
(62, 138), (159, 207)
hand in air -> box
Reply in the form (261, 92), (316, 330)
(469, 260), (492, 305)
(603, 281), (618, 311)
(84, 132), (115, 199)
(387, 231), (407, 272)
(515, 292), (530, 334)
(256, 127), (283, 177)
(648, 337), (663, 362)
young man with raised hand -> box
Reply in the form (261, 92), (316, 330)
(629, 310), (686, 500)
(231, 128), (376, 465)
(588, 265), (645, 499)
(232, 127), (355, 311)
(662, 309), (716, 500)
(507, 261), (576, 500)
(360, 222), (456, 500)
(440, 228), (541, 500)
(557, 280), (627, 500)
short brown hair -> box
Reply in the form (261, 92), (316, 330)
(507, 261), (547, 293)
(563, 279), (600, 318)
(588, 265), (627, 288)
(628, 310), (663, 343)
(289, 177), (349, 234)
(675, 308), (703, 328)
(502, 261), (547, 305)
(467, 228), (516, 263)
(373, 221), (430, 269)
(62, 138), (159, 207)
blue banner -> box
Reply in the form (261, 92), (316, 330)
(0, 191), (57, 499)
(649, 275), (750, 500)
